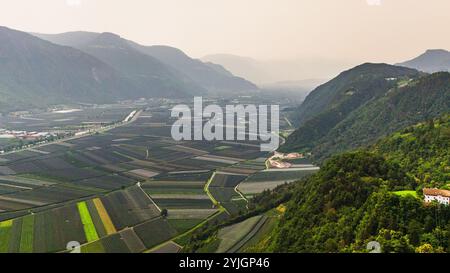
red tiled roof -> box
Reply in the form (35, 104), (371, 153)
(423, 188), (450, 198)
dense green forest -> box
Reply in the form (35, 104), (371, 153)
(373, 115), (450, 189)
(185, 115), (450, 253)
(267, 115), (450, 253)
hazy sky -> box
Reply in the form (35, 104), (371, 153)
(1, 0), (449, 63)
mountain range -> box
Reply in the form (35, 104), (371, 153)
(0, 26), (258, 112)
(35, 31), (258, 96)
(0, 26), (135, 112)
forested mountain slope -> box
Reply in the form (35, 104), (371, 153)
(175, 105), (450, 254)
(293, 63), (421, 126)
(310, 72), (450, 159)
(35, 31), (258, 96)
(130, 44), (258, 94)
(72, 32), (205, 98)
(0, 27), (135, 112)
(267, 116), (450, 253)
(282, 70), (449, 161)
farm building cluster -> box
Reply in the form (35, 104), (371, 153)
(268, 152), (304, 169)
(0, 129), (54, 141)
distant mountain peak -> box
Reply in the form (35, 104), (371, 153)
(146, 45), (189, 57)
(353, 62), (398, 70)
(417, 49), (450, 61)
(334, 63), (419, 81)
(397, 49), (450, 73)
(425, 49), (449, 54)
(89, 32), (129, 49)
(100, 32), (120, 37)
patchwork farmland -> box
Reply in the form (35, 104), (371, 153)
(0, 101), (317, 253)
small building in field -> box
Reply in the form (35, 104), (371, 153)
(423, 188), (450, 205)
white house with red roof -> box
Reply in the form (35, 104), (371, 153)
(423, 188), (450, 205)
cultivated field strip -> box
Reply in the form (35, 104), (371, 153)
(119, 228), (146, 253)
(167, 209), (219, 220)
(149, 241), (182, 253)
(86, 200), (108, 238)
(216, 216), (264, 253)
(227, 216), (268, 253)
(92, 198), (117, 235)
(77, 201), (100, 242)
(133, 217), (178, 249)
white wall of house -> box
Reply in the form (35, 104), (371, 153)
(424, 194), (450, 205)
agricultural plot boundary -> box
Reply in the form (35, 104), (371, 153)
(227, 216), (268, 253)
